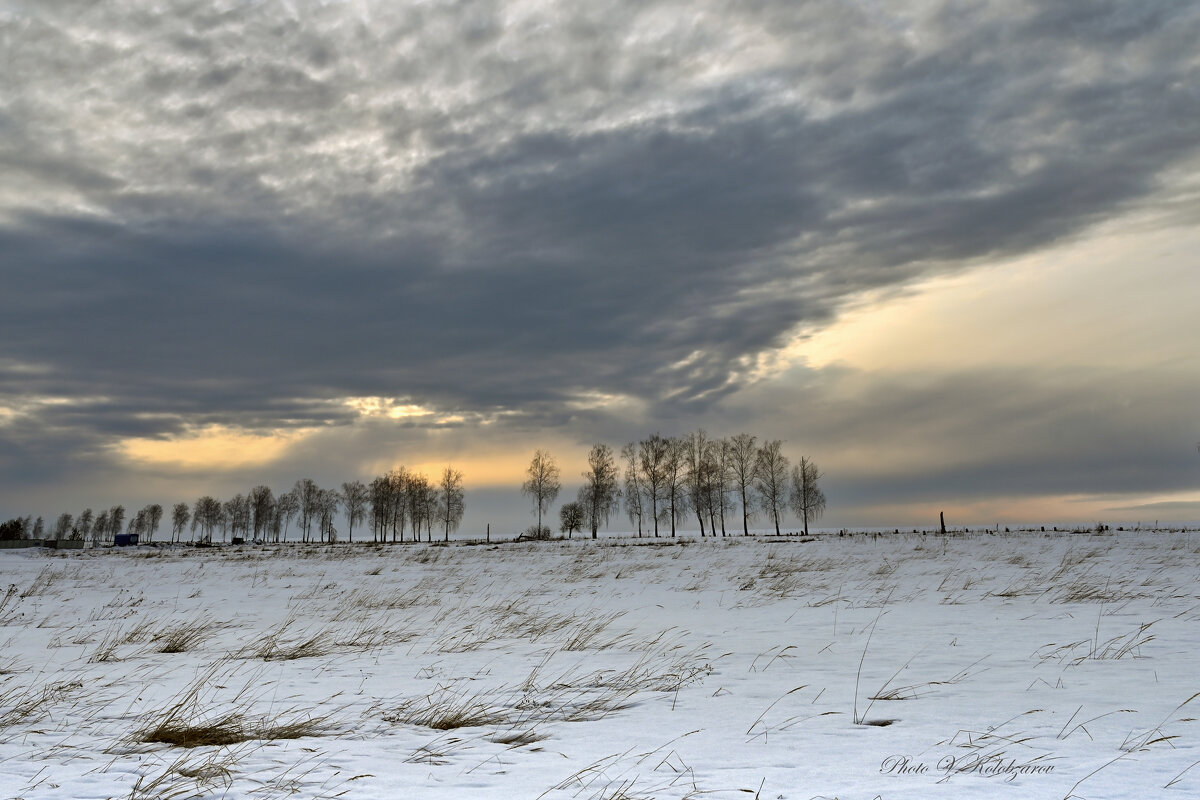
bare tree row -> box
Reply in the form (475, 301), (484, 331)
(4, 466), (466, 547)
(528, 431), (827, 539)
(1, 504), (167, 545)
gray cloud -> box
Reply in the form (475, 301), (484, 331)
(722, 364), (1200, 519)
(2, 1), (1199, 516)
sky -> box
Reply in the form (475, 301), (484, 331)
(2, 0), (1199, 534)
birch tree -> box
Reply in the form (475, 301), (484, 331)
(522, 450), (560, 535)
(579, 443), (620, 539)
(684, 430), (712, 537)
(171, 502), (190, 542)
(437, 467), (465, 542)
(341, 480), (369, 543)
(637, 434), (670, 538)
(293, 479), (320, 543)
(622, 442), (645, 537)
(663, 437), (689, 538)
(275, 490), (299, 542)
(249, 486), (274, 541)
(728, 433), (758, 536)
(755, 440), (790, 536)
(76, 508), (94, 541)
(789, 456), (827, 536)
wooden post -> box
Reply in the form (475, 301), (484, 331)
(486, 523), (490, 543)
(940, 511), (946, 535)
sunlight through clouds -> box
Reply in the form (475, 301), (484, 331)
(115, 424), (314, 471)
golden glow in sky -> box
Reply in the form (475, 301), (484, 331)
(797, 215), (1200, 376)
(115, 425), (314, 472)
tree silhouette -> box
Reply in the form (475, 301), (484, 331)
(579, 443), (620, 539)
(559, 501), (584, 537)
(522, 450), (560, 534)
(789, 456), (827, 536)
(438, 467), (465, 541)
(754, 440), (789, 536)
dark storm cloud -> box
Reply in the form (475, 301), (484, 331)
(1, 0), (1199, 483)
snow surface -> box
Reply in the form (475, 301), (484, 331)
(1, 529), (1198, 799)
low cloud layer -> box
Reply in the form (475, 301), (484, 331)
(2, 1), (1199, 521)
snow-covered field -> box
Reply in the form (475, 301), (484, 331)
(1, 528), (1198, 800)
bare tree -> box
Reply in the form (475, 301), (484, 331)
(293, 479), (320, 543)
(76, 508), (94, 542)
(171, 502), (190, 543)
(414, 475), (438, 542)
(522, 450), (561, 535)
(317, 488), (339, 543)
(93, 511), (108, 545)
(224, 494), (250, 542)
(438, 467), (465, 542)
(368, 474), (391, 542)
(275, 490), (299, 542)
(341, 480), (369, 543)
(579, 443), (621, 539)
(32, 516), (45, 540)
(789, 456), (827, 536)
(191, 496), (221, 543)
(559, 501), (584, 538)
(249, 486), (274, 541)
(684, 430), (712, 537)
(128, 509), (146, 540)
(755, 440), (790, 536)
(53, 513), (73, 540)
(637, 434), (671, 538)
(663, 437), (689, 538)
(145, 503), (163, 542)
(408, 470), (429, 542)
(214, 505), (229, 540)
(220, 498), (235, 541)
(410, 471), (433, 543)
(386, 468), (411, 542)
(728, 433), (758, 536)
(108, 506), (125, 542)
(621, 442), (645, 537)
(714, 438), (734, 536)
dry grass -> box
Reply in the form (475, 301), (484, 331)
(88, 624), (126, 663)
(1050, 575), (1143, 604)
(538, 733), (760, 800)
(0, 584), (20, 620)
(126, 747), (241, 799)
(256, 629), (336, 661)
(125, 744), (354, 800)
(386, 637), (713, 739)
(0, 678), (84, 740)
(386, 686), (513, 731)
(151, 618), (221, 654)
(19, 566), (64, 599)
(1034, 620), (1157, 665)
(240, 612), (404, 661)
(561, 613), (628, 652)
(132, 663), (334, 749)
(241, 616), (336, 661)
